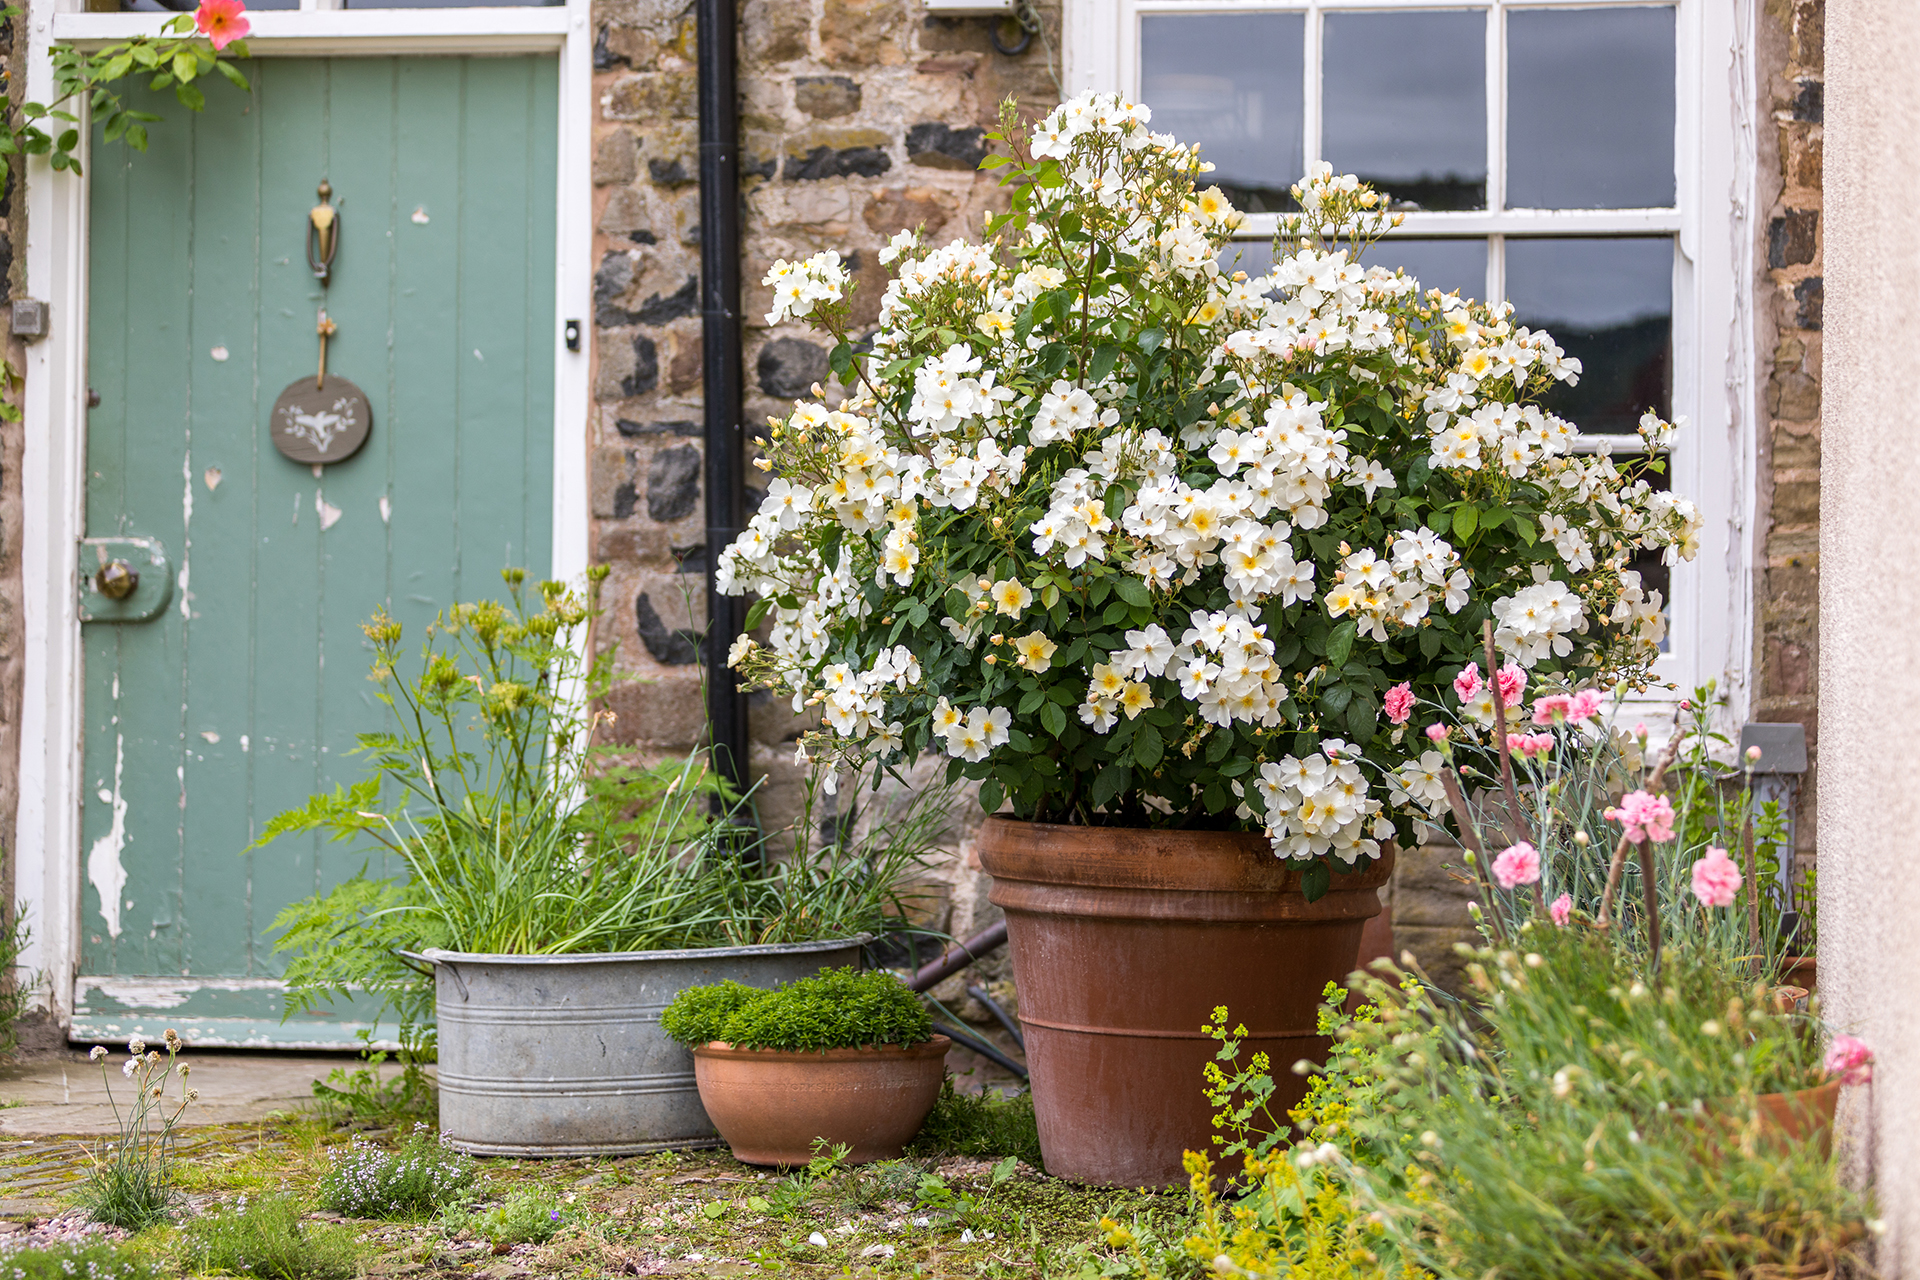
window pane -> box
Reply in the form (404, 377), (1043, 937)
(1507, 7), (1675, 209)
(1323, 11), (1485, 211)
(118, 0), (297, 9)
(1141, 13), (1305, 213)
(1361, 238), (1487, 302)
(1505, 237), (1672, 436)
(347, 0), (561, 7)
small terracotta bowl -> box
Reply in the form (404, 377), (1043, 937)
(692, 1036), (952, 1166)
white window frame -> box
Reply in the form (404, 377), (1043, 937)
(14, 0), (594, 1029)
(1065, 0), (1759, 731)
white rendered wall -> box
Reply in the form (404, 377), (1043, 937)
(1820, 2), (1920, 1270)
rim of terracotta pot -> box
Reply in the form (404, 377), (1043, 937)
(976, 815), (1395, 895)
(693, 1035), (953, 1063)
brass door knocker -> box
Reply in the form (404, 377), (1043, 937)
(307, 179), (338, 283)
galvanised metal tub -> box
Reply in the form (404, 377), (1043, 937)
(424, 937), (866, 1157)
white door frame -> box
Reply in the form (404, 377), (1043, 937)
(14, 0), (595, 1029)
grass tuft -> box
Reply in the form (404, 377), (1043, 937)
(907, 1076), (1045, 1169)
(0, 1241), (158, 1280)
(316, 1125), (476, 1219)
(178, 1193), (364, 1280)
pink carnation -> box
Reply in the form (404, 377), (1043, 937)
(1384, 682), (1415, 725)
(1604, 789), (1676, 844)
(1453, 663), (1482, 701)
(1689, 845), (1743, 908)
(1568, 689), (1604, 723)
(1549, 893), (1572, 927)
(1507, 731), (1555, 760)
(1531, 693), (1574, 725)
(1424, 722), (1450, 743)
(1492, 841), (1541, 891)
(1824, 1034), (1874, 1087)
(1495, 661), (1528, 708)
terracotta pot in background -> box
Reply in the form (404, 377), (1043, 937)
(978, 817), (1392, 1187)
(691, 1036), (951, 1166)
(1780, 954), (1817, 991)
(1700, 1077), (1841, 1162)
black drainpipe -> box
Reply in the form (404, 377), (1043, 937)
(697, 0), (747, 797)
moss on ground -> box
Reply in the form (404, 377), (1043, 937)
(0, 1120), (1195, 1278)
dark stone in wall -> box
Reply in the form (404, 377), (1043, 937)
(1768, 210), (1819, 268)
(0, 232), (14, 304)
(616, 418), (703, 438)
(623, 335), (659, 397)
(612, 475), (638, 519)
(650, 157), (694, 187)
(1794, 276), (1823, 330)
(795, 75), (862, 119)
(1792, 78), (1823, 123)
(594, 251), (637, 327)
(636, 275), (699, 325)
(627, 229), (657, 245)
(784, 145), (891, 181)
(906, 122), (987, 171)
(673, 541), (707, 574)
(757, 337), (830, 399)
(647, 444), (703, 523)
(593, 24), (620, 71)
(635, 592), (701, 666)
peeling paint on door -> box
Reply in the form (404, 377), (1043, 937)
(86, 733), (128, 939)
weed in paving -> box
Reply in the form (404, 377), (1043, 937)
(907, 1078), (1044, 1169)
(447, 1185), (570, 1247)
(316, 1125), (476, 1219)
(178, 1193), (364, 1280)
(0, 1241), (158, 1280)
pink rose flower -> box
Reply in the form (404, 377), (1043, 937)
(1492, 841), (1541, 890)
(1531, 693), (1574, 725)
(1383, 682), (1415, 725)
(1424, 722), (1450, 743)
(1549, 893), (1572, 926)
(1507, 731), (1555, 760)
(1604, 789), (1676, 844)
(1568, 689), (1604, 723)
(195, 0), (250, 50)
(1453, 663), (1482, 701)
(1495, 661), (1528, 709)
(1824, 1034), (1874, 1086)
(1689, 845), (1743, 908)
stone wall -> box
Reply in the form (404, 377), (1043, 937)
(585, 0), (1060, 950)
(1754, 0), (1824, 879)
(0, 13), (31, 1041)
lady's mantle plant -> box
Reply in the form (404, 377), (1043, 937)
(720, 92), (1700, 889)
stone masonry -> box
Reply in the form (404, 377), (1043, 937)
(585, 0), (1061, 965)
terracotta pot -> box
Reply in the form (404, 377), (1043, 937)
(1780, 954), (1817, 991)
(978, 817), (1392, 1187)
(691, 1036), (951, 1166)
(1697, 1078), (1841, 1162)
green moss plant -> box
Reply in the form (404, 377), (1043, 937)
(659, 966), (931, 1052)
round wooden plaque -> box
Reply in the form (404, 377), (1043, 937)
(270, 377), (372, 465)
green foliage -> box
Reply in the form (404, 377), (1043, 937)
(316, 1126), (477, 1220)
(447, 1186), (570, 1247)
(0, 4), (251, 175)
(75, 1034), (196, 1229)
(264, 572), (951, 1040)
(0, 902), (31, 1060)
(906, 1078), (1044, 1168)
(660, 966), (932, 1052)
(309, 1033), (437, 1127)
(0, 1242), (158, 1280)
(1339, 927), (1871, 1279)
(178, 1193), (365, 1280)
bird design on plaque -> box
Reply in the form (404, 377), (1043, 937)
(270, 179), (373, 467)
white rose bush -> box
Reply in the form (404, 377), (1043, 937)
(719, 93), (1701, 897)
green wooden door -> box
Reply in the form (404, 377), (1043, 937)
(77, 56), (558, 1047)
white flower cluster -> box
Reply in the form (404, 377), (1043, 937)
(933, 697), (1011, 761)
(1252, 742), (1392, 862)
(763, 251), (847, 326)
(1491, 574), (1588, 664)
(1323, 529), (1469, 642)
(818, 646), (922, 748)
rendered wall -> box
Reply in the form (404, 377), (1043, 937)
(1819, 0), (1920, 1269)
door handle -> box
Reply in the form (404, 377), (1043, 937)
(79, 537), (173, 623)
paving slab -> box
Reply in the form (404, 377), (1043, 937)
(0, 1048), (399, 1138)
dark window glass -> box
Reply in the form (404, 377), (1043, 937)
(1361, 238), (1487, 302)
(119, 0), (296, 9)
(1323, 10), (1485, 211)
(1141, 13), (1305, 213)
(1505, 236), (1672, 436)
(346, 0), (561, 7)
(1507, 6), (1675, 209)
